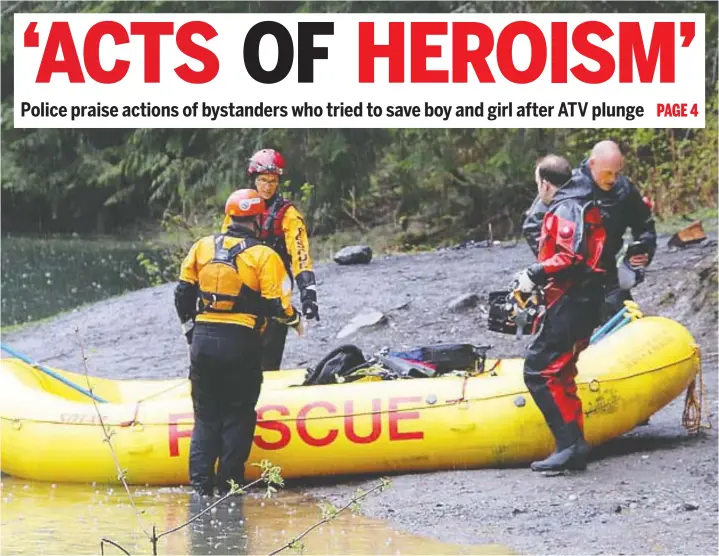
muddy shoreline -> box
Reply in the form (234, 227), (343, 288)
(3, 233), (717, 555)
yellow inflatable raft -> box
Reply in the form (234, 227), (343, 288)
(0, 316), (700, 485)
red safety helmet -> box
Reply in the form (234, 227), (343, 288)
(225, 189), (265, 217)
(248, 149), (285, 176)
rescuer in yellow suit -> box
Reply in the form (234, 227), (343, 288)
(222, 148), (319, 371)
(175, 188), (302, 497)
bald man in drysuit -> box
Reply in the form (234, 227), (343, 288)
(522, 140), (657, 324)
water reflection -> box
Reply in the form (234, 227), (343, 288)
(186, 494), (250, 555)
(1, 477), (511, 555)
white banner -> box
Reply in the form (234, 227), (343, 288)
(13, 12), (706, 128)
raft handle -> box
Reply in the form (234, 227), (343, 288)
(590, 301), (642, 345)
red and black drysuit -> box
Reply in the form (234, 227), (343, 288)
(522, 159), (656, 324)
(523, 179), (608, 453)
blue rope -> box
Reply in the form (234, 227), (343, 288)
(590, 307), (629, 344)
(1, 343), (108, 403)
(606, 315), (632, 337)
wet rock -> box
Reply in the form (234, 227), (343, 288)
(447, 293), (479, 312)
(333, 245), (373, 265)
(336, 309), (387, 339)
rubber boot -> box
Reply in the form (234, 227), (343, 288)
(192, 483), (215, 497)
(531, 420), (590, 472)
(530, 437), (590, 471)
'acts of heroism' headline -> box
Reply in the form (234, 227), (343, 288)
(13, 13), (706, 128)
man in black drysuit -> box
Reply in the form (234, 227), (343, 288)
(522, 140), (657, 323)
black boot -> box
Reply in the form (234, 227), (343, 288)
(531, 436), (590, 472)
(531, 420), (590, 472)
(192, 483), (215, 497)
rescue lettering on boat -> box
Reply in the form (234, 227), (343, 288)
(168, 396), (424, 457)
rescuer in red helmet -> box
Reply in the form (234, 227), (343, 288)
(245, 148), (319, 372)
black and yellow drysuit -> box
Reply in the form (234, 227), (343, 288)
(174, 222), (299, 496)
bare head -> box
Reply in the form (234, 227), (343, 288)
(535, 154), (572, 204)
(588, 140), (624, 191)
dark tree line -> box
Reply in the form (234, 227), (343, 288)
(2, 1), (717, 244)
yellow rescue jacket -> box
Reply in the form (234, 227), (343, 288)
(222, 199), (314, 281)
(178, 230), (296, 329)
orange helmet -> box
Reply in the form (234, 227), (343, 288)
(225, 189), (265, 217)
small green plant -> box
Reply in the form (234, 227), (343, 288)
(288, 539), (306, 555)
(136, 253), (164, 286)
(319, 501), (339, 520)
(300, 182), (315, 204)
(252, 459), (285, 498)
(135, 212), (218, 287)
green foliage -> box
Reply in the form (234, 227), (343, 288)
(288, 539), (306, 554)
(227, 479), (246, 496)
(319, 501), (340, 520)
(136, 253), (163, 286)
(252, 458), (285, 499)
(2, 1), (717, 245)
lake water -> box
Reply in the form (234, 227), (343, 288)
(1, 235), (172, 327)
(0, 477), (511, 555)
